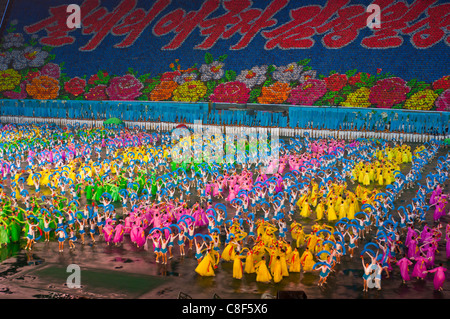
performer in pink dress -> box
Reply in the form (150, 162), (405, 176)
(426, 263), (447, 291)
(397, 255), (413, 283)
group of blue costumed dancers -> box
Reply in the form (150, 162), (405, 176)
(0, 122), (449, 292)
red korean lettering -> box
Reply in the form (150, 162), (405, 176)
(262, 5), (321, 49)
(80, 0), (137, 51)
(361, 0), (435, 48)
(153, 0), (221, 50)
(316, 4), (368, 48)
(111, 0), (170, 48)
(221, 9), (261, 39)
(24, 0), (100, 47)
(402, 3), (450, 48)
(230, 0), (289, 50)
(195, 0), (253, 50)
(152, 9), (185, 35)
(262, 0), (348, 50)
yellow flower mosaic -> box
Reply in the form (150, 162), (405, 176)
(172, 80), (207, 102)
(404, 89), (438, 110)
(0, 69), (21, 92)
(340, 87), (371, 108)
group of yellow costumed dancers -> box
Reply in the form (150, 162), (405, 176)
(211, 143), (418, 284)
(192, 138), (410, 284)
(194, 181), (384, 284)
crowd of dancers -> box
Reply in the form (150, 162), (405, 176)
(0, 122), (448, 293)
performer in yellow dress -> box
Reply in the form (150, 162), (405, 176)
(311, 222), (322, 233)
(362, 170), (371, 186)
(309, 182), (319, 207)
(351, 167), (358, 182)
(387, 147), (394, 162)
(244, 250), (256, 274)
(284, 241), (293, 261)
(195, 250), (217, 276)
(296, 191), (308, 210)
(255, 256), (272, 283)
(404, 145), (412, 162)
(369, 165), (375, 183)
(377, 167), (384, 186)
(383, 168), (392, 185)
(334, 194), (343, 212)
(221, 239), (237, 262)
(272, 256), (283, 283)
(294, 224), (306, 247)
(396, 147), (403, 164)
(251, 240), (266, 263)
(26, 171), (34, 186)
(338, 200), (347, 220)
(375, 148), (384, 160)
(305, 232), (319, 251)
(300, 200), (311, 218)
(290, 221), (301, 242)
(256, 219), (266, 238)
(358, 167), (365, 184)
(267, 245), (278, 274)
(233, 250), (247, 280)
(300, 247), (315, 272)
(263, 224), (278, 246)
(288, 248), (301, 272)
(279, 250), (289, 277)
(347, 198), (356, 220)
(315, 199), (325, 220)
(326, 202), (337, 222)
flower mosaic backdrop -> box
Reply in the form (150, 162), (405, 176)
(0, 0), (449, 112)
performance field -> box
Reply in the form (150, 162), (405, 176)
(0, 0), (449, 303)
